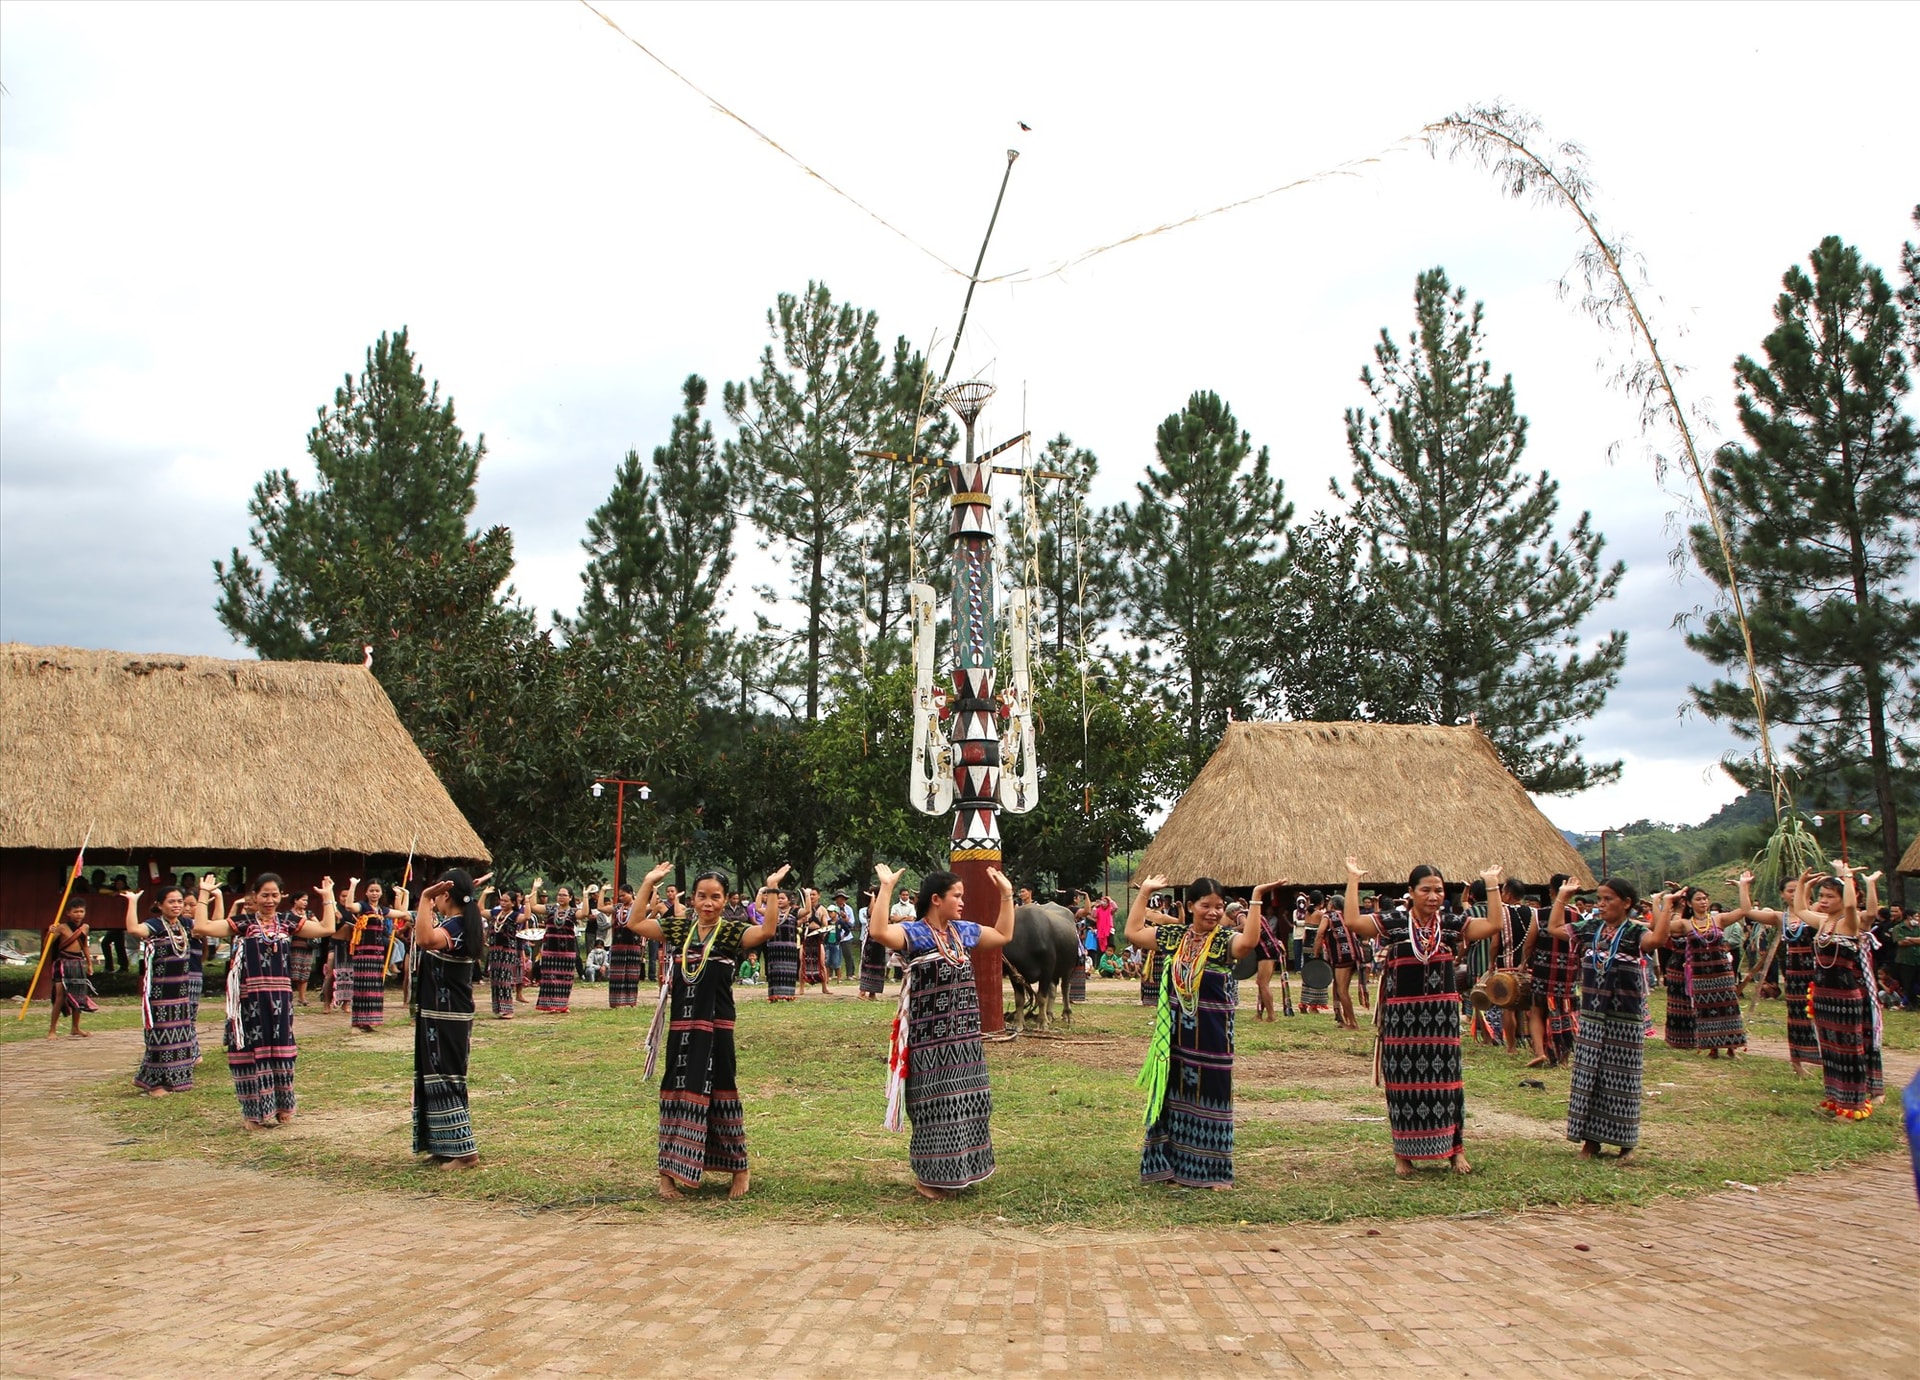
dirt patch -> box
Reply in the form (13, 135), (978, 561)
(276, 1100), (410, 1148)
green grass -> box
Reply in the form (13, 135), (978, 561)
(92, 983), (1909, 1228)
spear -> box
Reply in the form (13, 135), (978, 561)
(385, 836), (418, 979)
(18, 824), (92, 1020)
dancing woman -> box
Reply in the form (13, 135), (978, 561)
(761, 888), (801, 1002)
(1732, 870), (1821, 1075)
(1342, 858), (1511, 1176)
(1522, 873), (1580, 1068)
(1668, 887), (1747, 1057)
(1252, 890), (1291, 1023)
(857, 891), (888, 1000)
(1550, 876), (1673, 1160)
(411, 872), (486, 1168)
(800, 890), (834, 996)
(43, 898), (100, 1039)
(340, 878), (398, 1032)
(123, 881), (218, 1094)
(200, 874), (338, 1129)
(1127, 874), (1276, 1189)
(484, 887), (522, 1019)
(604, 885), (647, 1009)
(625, 862), (784, 1199)
(1315, 896), (1361, 1031)
(868, 863), (1016, 1199)
(1800, 863), (1880, 1119)
(529, 881), (588, 1014)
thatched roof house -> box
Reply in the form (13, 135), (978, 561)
(1901, 834), (1920, 877)
(1136, 721), (1595, 892)
(1, 644), (487, 945)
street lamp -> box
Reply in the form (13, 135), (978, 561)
(1806, 806), (1872, 865)
(591, 777), (652, 897)
(1598, 827), (1625, 879)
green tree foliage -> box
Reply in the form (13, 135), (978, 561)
(802, 665), (950, 888)
(1260, 513), (1433, 723)
(1117, 391), (1292, 783)
(1686, 235), (1919, 890)
(1339, 268), (1626, 795)
(215, 328), (486, 659)
(999, 652), (1181, 894)
(724, 283), (883, 721)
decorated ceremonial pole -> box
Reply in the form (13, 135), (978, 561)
(18, 825), (91, 1020)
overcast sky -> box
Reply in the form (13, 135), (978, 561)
(3, 1), (1914, 834)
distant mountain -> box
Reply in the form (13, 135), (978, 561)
(1573, 791), (1774, 893)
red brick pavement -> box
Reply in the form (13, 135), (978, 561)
(0, 1027), (1913, 1378)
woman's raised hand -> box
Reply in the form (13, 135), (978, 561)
(1252, 877), (1291, 896)
(1557, 877), (1581, 900)
(874, 863), (903, 888)
(316, 876), (334, 898)
(643, 861), (673, 888)
(1481, 864), (1503, 887)
(986, 867), (1014, 896)
(767, 863), (793, 889)
(1137, 873), (1169, 893)
(1344, 857), (1365, 879)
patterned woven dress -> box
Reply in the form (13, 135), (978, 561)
(413, 915), (477, 1159)
(607, 907), (646, 1008)
(536, 914), (577, 1012)
(898, 920), (995, 1190)
(134, 913), (202, 1092)
(1378, 909), (1469, 1161)
(763, 911), (800, 1001)
(1661, 937), (1696, 1049)
(1139, 922), (1239, 1187)
(327, 934), (353, 1012)
(1780, 920), (1822, 1066)
(858, 931), (889, 995)
(53, 934), (100, 1017)
(1565, 916), (1650, 1151)
(1529, 919), (1580, 1064)
(1810, 934), (1876, 1114)
(1681, 924), (1746, 1051)
(655, 913), (752, 1186)
(486, 907), (520, 1018)
(225, 911), (300, 1124)
(350, 909), (391, 1028)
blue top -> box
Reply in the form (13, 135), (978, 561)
(900, 919), (982, 954)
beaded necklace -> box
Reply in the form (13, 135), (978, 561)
(1169, 924), (1227, 1010)
(1404, 907), (1446, 963)
(679, 915), (725, 983)
(925, 920), (968, 968)
(152, 910), (190, 959)
(1589, 918), (1631, 980)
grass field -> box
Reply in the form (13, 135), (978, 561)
(72, 975), (1911, 1229)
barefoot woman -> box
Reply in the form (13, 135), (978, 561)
(411, 871), (486, 1168)
(1550, 875), (1674, 1160)
(1342, 858), (1511, 1176)
(868, 864), (1016, 1199)
(1127, 874), (1275, 1189)
(625, 862), (785, 1199)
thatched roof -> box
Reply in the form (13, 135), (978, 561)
(1136, 721), (1595, 890)
(0, 644), (488, 861)
(1901, 834), (1920, 876)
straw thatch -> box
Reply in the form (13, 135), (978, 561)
(0, 644), (488, 861)
(1136, 721), (1595, 890)
(1901, 834), (1920, 877)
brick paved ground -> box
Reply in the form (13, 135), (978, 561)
(1, 1027), (1913, 1379)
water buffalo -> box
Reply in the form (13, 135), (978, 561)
(1002, 902), (1082, 1031)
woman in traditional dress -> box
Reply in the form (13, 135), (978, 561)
(1523, 873), (1580, 1068)
(1668, 887), (1747, 1057)
(800, 890), (834, 995)
(123, 882), (215, 1094)
(1794, 863), (1880, 1118)
(1660, 905), (1697, 1052)
(484, 886), (522, 1019)
(339, 879), (398, 1032)
(625, 862), (785, 1198)
(868, 862), (1016, 1199)
(1127, 874), (1276, 1190)
(605, 885), (647, 1009)
(529, 880), (588, 1014)
(1733, 871), (1822, 1075)
(1342, 858), (1511, 1176)
(857, 890), (888, 1000)
(761, 888), (801, 1002)
(43, 898), (100, 1039)
(326, 880), (355, 1014)
(200, 873), (338, 1129)
(410, 871), (485, 1168)
(1550, 875), (1674, 1160)
(1297, 893), (1330, 1013)
(1252, 890), (1290, 1022)
(1315, 894), (1361, 1031)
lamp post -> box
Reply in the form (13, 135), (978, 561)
(591, 778), (651, 898)
(1805, 806), (1873, 867)
(1598, 827), (1624, 880)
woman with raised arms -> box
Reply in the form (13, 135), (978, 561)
(1549, 875), (1674, 1159)
(410, 870), (488, 1168)
(1342, 858), (1513, 1176)
(1126, 874), (1279, 1190)
(122, 878), (220, 1094)
(867, 864), (1015, 1199)
(624, 862), (786, 1199)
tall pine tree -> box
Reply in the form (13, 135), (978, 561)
(1686, 235), (1919, 891)
(215, 328), (488, 658)
(1339, 268), (1625, 794)
(1117, 391), (1292, 783)
(723, 282), (883, 722)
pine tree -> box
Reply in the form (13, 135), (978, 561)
(723, 283), (884, 721)
(215, 328), (487, 658)
(1686, 235), (1919, 891)
(571, 449), (665, 646)
(1117, 391), (1292, 783)
(1340, 268), (1626, 794)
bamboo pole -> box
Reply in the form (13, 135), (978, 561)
(17, 825), (92, 1020)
